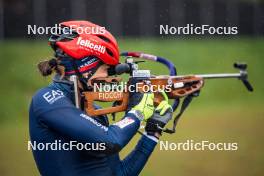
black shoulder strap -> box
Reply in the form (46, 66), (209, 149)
(163, 94), (194, 134)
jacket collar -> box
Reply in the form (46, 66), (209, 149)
(49, 74), (75, 102)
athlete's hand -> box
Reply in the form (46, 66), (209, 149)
(145, 91), (173, 136)
(126, 78), (155, 121)
(127, 92), (154, 121)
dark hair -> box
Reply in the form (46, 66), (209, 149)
(37, 58), (64, 77)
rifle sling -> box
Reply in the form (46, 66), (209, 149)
(163, 94), (194, 134)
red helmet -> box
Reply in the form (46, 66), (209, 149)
(49, 20), (119, 65)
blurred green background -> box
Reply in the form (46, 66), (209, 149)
(0, 38), (263, 176)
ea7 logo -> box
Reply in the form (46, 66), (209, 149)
(43, 90), (64, 104)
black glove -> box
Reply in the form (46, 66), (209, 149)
(145, 92), (173, 135)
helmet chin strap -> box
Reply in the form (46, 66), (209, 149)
(68, 58), (92, 109)
(69, 59), (103, 109)
(55, 49), (103, 108)
(68, 58), (89, 90)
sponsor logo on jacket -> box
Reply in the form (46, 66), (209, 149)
(43, 89), (64, 104)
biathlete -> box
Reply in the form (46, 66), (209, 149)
(29, 20), (173, 176)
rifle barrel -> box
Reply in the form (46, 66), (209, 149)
(196, 73), (242, 79)
(166, 73), (243, 79)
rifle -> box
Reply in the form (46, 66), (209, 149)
(81, 52), (253, 134)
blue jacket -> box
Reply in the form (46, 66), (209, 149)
(29, 77), (157, 176)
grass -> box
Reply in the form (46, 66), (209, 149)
(0, 38), (263, 175)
